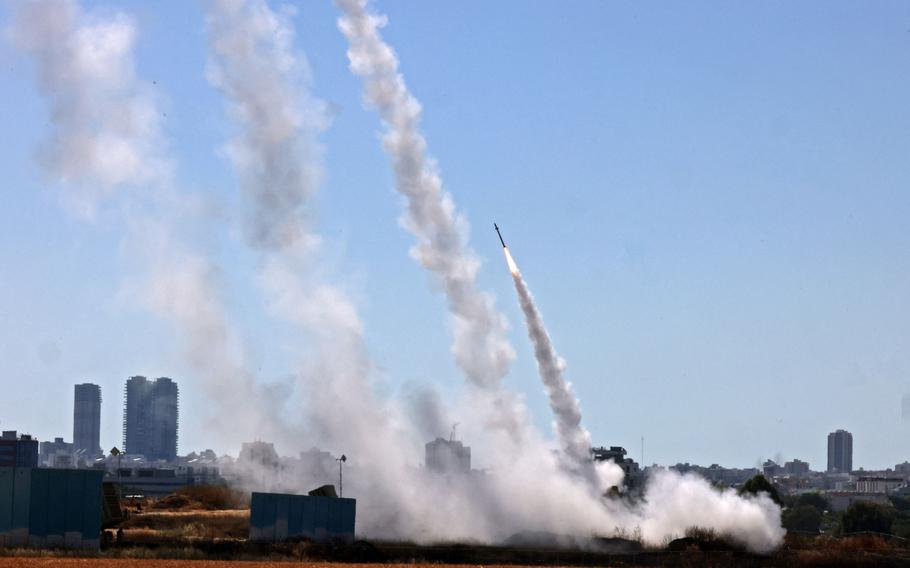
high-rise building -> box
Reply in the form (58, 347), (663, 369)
(827, 429), (853, 473)
(73, 383), (102, 457)
(123, 376), (179, 461)
(425, 438), (471, 474)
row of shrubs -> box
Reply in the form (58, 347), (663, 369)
(738, 474), (910, 537)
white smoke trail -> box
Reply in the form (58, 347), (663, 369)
(504, 246), (598, 487)
(9, 0), (293, 450)
(203, 0), (409, 485)
(335, 0), (516, 398)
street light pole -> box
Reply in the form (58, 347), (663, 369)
(336, 454), (347, 497)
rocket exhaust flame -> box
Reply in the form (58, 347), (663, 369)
(503, 247), (520, 276)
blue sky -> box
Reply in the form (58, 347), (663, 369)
(1, 0), (908, 469)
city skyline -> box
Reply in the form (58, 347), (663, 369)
(5, 377), (894, 474)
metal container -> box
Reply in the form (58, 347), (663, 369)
(249, 491), (355, 543)
(0, 467), (103, 549)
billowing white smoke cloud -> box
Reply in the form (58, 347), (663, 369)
(9, 0), (166, 218)
(504, 247), (598, 487)
(10, 0), (293, 449)
(633, 469), (785, 553)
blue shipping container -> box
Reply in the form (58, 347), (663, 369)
(250, 492), (355, 543)
(0, 467), (103, 549)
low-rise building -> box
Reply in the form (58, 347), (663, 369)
(39, 437), (74, 468)
(855, 476), (905, 494)
(0, 431), (38, 468)
(784, 459), (811, 476)
(825, 491), (891, 512)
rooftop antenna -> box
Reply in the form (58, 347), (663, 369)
(450, 422), (460, 442)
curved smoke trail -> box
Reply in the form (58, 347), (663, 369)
(335, 0), (516, 397)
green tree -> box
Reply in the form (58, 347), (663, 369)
(840, 501), (895, 535)
(889, 495), (910, 512)
(782, 504), (822, 533)
(796, 492), (829, 512)
(739, 474), (783, 506)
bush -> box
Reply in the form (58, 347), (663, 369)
(840, 501), (895, 535)
(783, 504), (822, 533)
(739, 474), (783, 506)
(892, 517), (910, 539)
(796, 492), (829, 512)
(889, 495), (910, 512)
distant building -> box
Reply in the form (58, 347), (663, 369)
(671, 463), (759, 487)
(763, 459), (783, 478)
(826, 491), (890, 512)
(827, 429), (853, 473)
(784, 459), (811, 476)
(123, 376), (179, 461)
(855, 476), (905, 494)
(592, 446), (642, 487)
(239, 441), (280, 469)
(73, 383), (102, 457)
(425, 438), (471, 474)
(0, 430), (39, 467)
(39, 437), (75, 468)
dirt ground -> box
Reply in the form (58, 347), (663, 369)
(1, 562), (557, 568)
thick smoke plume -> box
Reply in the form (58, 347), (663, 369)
(10, 0), (293, 449)
(504, 247), (597, 486)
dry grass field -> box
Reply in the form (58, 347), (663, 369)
(119, 509), (250, 542)
(0, 562), (552, 568)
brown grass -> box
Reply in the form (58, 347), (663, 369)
(0, 561), (575, 568)
(150, 485), (248, 512)
(119, 509), (249, 541)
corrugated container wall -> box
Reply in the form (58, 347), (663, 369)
(0, 467), (103, 549)
(249, 492), (355, 543)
